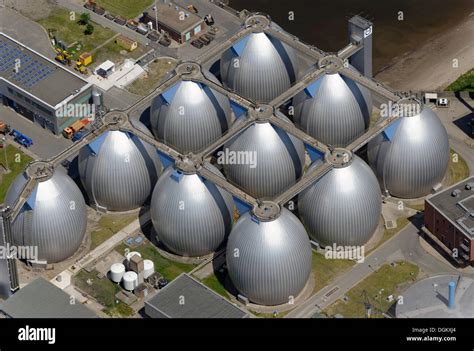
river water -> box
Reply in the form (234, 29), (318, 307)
(229, 0), (474, 74)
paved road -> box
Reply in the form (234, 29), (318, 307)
(286, 214), (463, 318)
(0, 6), (55, 57)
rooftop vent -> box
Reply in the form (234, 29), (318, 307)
(466, 183), (474, 190)
(451, 189), (461, 197)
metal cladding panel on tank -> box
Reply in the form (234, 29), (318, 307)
(151, 164), (234, 257)
(367, 107), (450, 198)
(150, 73), (232, 153)
(226, 208), (312, 306)
(222, 117), (305, 199)
(220, 32), (299, 102)
(293, 70), (372, 146)
(298, 156), (382, 247)
(5, 170), (87, 263)
(78, 129), (162, 212)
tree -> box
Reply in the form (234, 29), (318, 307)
(79, 13), (90, 25)
(84, 24), (94, 35)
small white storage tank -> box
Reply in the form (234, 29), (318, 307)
(122, 271), (138, 291)
(143, 259), (154, 279)
(109, 263), (125, 283)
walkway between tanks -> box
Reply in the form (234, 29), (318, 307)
(285, 213), (464, 318)
(50, 211), (151, 290)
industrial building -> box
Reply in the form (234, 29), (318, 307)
(368, 106), (450, 199)
(144, 273), (248, 318)
(78, 125), (163, 212)
(226, 207), (312, 306)
(293, 67), (372, 146)
(396, 275), (474, 318)
(223, 115), (305, 198)
(141, 1), (205, 44)
(0, 278), (96, 318)
(5, 168), (87, 264)
(150, 72), (232, 153)
(424, 176), (474, 266)
(0, 32), (93, 134)
(299, 152), (382, 247)
(220, 31), (299, 102)
(151, 163), (234, 257)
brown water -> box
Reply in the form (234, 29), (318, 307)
(230, 0), (474, 74)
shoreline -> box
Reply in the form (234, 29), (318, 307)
(375, 12), (474, 92)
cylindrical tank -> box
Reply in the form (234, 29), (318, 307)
(5, 169), (87, 263)
(78, 128), (162, 211)
(92, 88), (102, 109)
(110, 263), (126, 283)
(143, 259), (154, 279)
(150, 72), (232, 153)
(122, 271), (138, 291)
(226, 207), (312, 306)
(222, 116), (305, 198)
(151, 164), (234, 257)
(367, 106), (449, 198)
(299, 153), (382, 247)
(220, 32), (299, 102)
(293, 69), (372, 146)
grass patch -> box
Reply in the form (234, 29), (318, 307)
(90, 213), (137, 249)
(0, 144), (33, 203)
(447, 68), (474, 92)
(201, 271), (229, 299)
(73, 269), (133, 317)
(312, 251), (355, 293)
(95, 0), (154, 19)
(38, 8), (115, 60)
(127, 58), (176, 96)
(115, 241), (196, 281)
(448, 149), (469, 185)
(103, 302), (135, 317)
(92, 40), (149, 69)
(324, 261), (419, 318)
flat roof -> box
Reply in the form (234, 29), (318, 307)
(145, 2), (204, 34)
(0, 32), (89, 107)
(427, 176), (474, 239)
(0, 278), (96, 318)
(145, 273), (248, 318)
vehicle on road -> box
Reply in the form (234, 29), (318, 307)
(137, 24), (149, 35)
(126, 19), (139, 31)
(147, 31), (160, 42)
(93, 5), (105, 15)
(63, 119), (90, 139)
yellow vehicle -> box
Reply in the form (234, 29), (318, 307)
(77, 53), (92, 66)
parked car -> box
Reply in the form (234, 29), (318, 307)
(93, 6), (105, 15)
(84, 2), (95, 11)
(159, 37), (171, 47)
(191, 39), (203, 49)
(198, 36), (210, 46)
(104, 13), (116, 21)
(114, 16), (127, 26)
(136, 24), (149, 35)
(147, 31), (160, 42)
(126, 19), (138, 30)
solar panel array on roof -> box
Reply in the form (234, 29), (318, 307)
(0, 38), (55, 88)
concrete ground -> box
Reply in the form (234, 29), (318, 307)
(0, 105), (72, 159)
